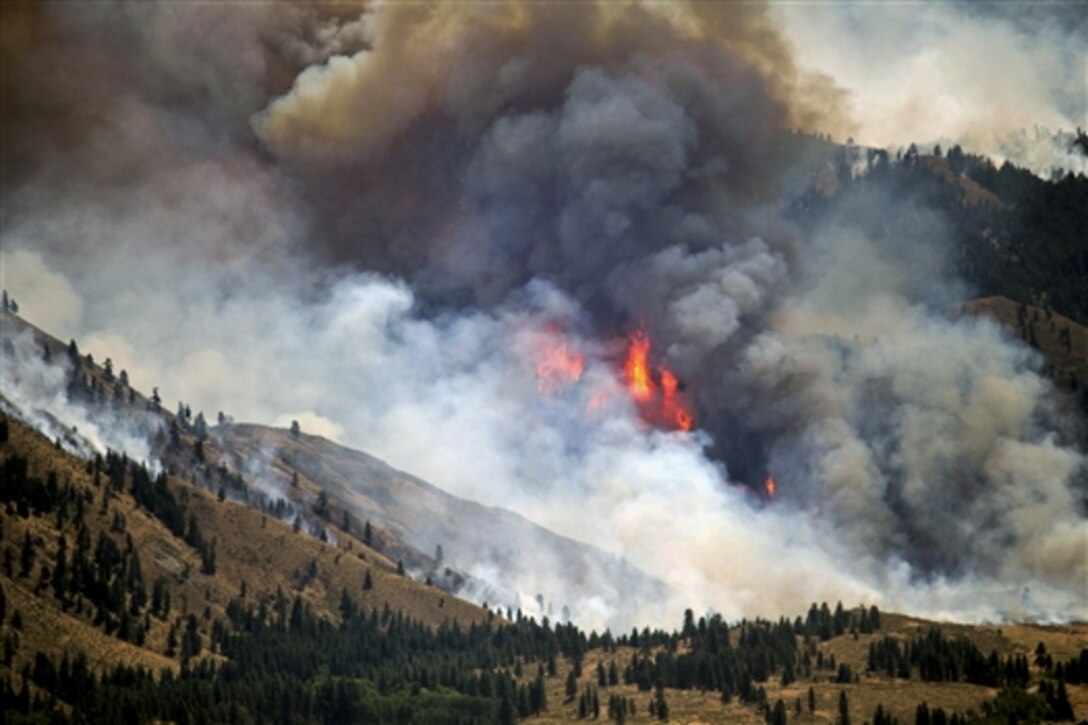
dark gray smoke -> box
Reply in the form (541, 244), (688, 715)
(1, 1), (1084, 628)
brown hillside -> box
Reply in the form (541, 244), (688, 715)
(206, 422), (665, 623)
(1, 306), (663, 627)
(0, 414), (489, 684)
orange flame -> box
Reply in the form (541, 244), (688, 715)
(622, 330), (695, 431)
(764, 475), (777, 500)
(623, 331), (654, 403)
(659, 367), (693, 432)
(537, 335), (584, 394)
(660, 367), (679, 397)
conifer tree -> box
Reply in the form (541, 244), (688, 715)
(19, 531), (34, 577)
(838, 690), (850, 725)
(566, 670), (578, 700)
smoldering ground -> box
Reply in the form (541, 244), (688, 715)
(1, 1), (1084, 630)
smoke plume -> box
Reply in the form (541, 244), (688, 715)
(775, 2), (1088, 175)
(1, 1), (1084, 630)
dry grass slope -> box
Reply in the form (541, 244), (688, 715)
(0, 414), (489, 687)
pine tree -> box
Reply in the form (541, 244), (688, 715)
(654, 688), (669, 721)
(19, 531), (34, 577)
(838, 690), (850, 725)
(51, 535), (68, 605)
(771, 698), (788, 725)
(1052, 679), (1074, 720)
(534, 669), (547, 713)
(200, 540), (216, 575)
(166, 623), (178, 657)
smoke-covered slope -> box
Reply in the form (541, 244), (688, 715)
(212, 422), (666, 624)
(0, 306), (661, 625)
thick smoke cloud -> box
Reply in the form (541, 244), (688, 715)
(775, 2), (1088, 175)
(1, 1), (1085, 629)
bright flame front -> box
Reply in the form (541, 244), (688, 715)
(622, 330), (694, 432)
(533, 327), (695, 432)
(623, 331), (654, 403)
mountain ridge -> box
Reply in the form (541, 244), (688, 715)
(0, 307), (664, 629)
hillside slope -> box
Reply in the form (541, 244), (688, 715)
(210, 422), (665, 623)
(0, 307), (663, 627)
(952, 296), (1088, 406)
(2, 417), (1083, 725)
(0, 413), (488, 675)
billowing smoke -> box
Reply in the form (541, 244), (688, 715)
(1, 1), (1084, 629)
(775, 2), (1088, 175)
(0, 326), (160, 466)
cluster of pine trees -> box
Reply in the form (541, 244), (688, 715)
(866, 629), (1029, 686)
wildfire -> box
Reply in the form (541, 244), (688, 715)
(764, 475), (777, 500)
(622, 330), (695, 432)
(623, 331), (654, 403)
(536, 335), (585, 394)
(658, 367), (693, 432)
(532, 327), (695, 433)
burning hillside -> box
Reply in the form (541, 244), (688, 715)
(0, 0), (1085, 629)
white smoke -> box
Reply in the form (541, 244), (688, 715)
(0, 327), (159, 467)
(775, 2), (1088, 176)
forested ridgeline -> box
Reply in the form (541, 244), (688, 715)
(786, 134), (1088, 327)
